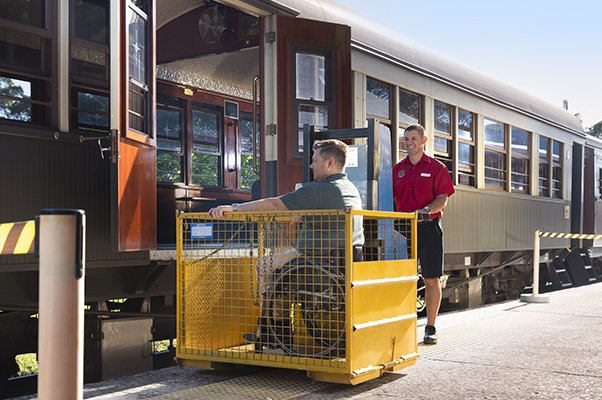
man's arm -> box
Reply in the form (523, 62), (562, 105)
(422, 194), (448, 214)
(208, 197), (288, 219)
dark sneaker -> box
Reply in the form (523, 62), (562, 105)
(424, 325), (437, 345)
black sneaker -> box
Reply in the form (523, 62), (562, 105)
(424, 325), (437, 345)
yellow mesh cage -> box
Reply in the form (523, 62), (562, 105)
(176, 208), (419, 384)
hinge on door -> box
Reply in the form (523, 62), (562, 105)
(110, 129), (119, 163)
(266, 124), (277, 136)
(265, 31), (276, 44)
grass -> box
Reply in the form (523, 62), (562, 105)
(15, 353), (38, 376)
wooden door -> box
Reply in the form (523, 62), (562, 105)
(274, 15), (351, 195)
(112, 0), (157, 251)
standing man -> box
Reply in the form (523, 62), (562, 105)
(393, 123), (454, 345)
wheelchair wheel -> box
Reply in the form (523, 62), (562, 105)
(265, 259), (346, 358)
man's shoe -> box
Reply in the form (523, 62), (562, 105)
(424, 325), (437, 345)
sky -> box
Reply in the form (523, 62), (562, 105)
(333, 0), (602, 130)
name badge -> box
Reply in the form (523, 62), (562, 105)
(421, 173), (431, 177)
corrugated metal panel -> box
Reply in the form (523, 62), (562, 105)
(0, 133), (148, 266)
(442, 188), (570, 254)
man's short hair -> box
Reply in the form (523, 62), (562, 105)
(404, 123), (425, 138)
(312, 139), (348, 168)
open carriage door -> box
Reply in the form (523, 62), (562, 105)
(270, 15), (351, 195)
(111, 0), (157, 251)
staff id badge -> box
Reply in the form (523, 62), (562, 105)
(191, 223), (213, 239)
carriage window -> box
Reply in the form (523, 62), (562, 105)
(73, 90), (110, 133)
(399, 89), (420, 125)
(552, 140), (562, 198)
(398, 89), (421, 160)
(366, 77), (390, 120)
(484, 118), (507, 190)
(156, 95), (184, 183)
(1, 0), (44, 28)
(296, 53), (325, 101)
(457, 108), (475, 186)
(293, 49), (333, 158)
(192, 108), (221, 186)
(0, 76), (32, 122)
(433, 100), (452, 172)
(539, 136), (549, 196)
(511, 127), (530, 194)
(127, 1), (151, 135)
(240, 113), (260, 189)
(74, 0), (110, 45)
(0, 10), (52, 127)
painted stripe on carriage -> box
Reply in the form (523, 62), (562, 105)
(539, 231), (602, 240)
(351, 275), (418, 288)
(353, 313), (416, 331)
(0, 220), (36, 255)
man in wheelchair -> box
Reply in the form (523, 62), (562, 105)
(208, 139), (364, 356)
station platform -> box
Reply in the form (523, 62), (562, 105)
(13, 281), (602, 400)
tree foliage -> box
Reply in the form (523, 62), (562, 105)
(586, 121), (602, 139)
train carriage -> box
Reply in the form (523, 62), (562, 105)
(0, 0), (600, 383)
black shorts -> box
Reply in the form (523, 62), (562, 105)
(416, 218), (444, 279)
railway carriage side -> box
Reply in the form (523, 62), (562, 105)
(0, 0), (598, 385)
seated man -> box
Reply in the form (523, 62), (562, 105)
(208, 139), (364, 348)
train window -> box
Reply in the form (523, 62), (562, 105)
(292, 48), (333, 159)
(192, 107), (221, 186)
(74, 0), (109, 45)
(552, 140), (563, 198)
(538, 137), (549, 196)
(0, 76), (32, 122)
(511, 127), (530, 194)
(156, 95), (184, 183)
(127, 1), (151, 135)
(399, 89), (420, 125)
(298, 105), (329, 152)
(366, 78), (390, 120)
(72, 89), (110, 133)
(0, 0), (44, 28)
(457, 108), (475, 186)
(0, 27), (47, 72)
(433, 100), (452, 172)
(240, 112), (260, 189)
(484, 118), (507, 190)
(296, 53), (325, 101)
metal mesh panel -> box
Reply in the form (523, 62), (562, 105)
(177, 209), (418, 381)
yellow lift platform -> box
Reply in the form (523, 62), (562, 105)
(175, 208), (419, 385)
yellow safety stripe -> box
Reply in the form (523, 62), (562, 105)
(539, 231), (602, 240)
(0, 220), (36, 255)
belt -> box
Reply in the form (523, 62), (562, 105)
(418, 217), (439, 225)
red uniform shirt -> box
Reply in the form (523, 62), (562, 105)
(393, 153), (455, 219)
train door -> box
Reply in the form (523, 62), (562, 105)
(266, 15), (352, 196)
(112, 0), (157, 251)
(583, 144), (602, 249)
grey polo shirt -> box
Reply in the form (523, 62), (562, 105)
(279, 173), (364, 256)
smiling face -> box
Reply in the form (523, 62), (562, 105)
(403, 128), (427, 159)
(309, 148), (332, 181)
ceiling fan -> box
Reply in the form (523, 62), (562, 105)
(198, 5), (226, 44)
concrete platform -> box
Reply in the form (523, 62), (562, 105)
(12, 281), (602, 399)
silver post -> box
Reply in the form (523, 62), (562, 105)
(38, 210), (85, 400)
(520, 230), (549, 303)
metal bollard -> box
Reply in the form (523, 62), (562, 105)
(38, 209), (85, 400)
(520, 229), (549, 303)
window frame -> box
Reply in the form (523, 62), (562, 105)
(483, 117), (508, 191)
(510, 126), (531, 194)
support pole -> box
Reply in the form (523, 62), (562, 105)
(520, 230), (549, 303)
(38, 209), (85, 400)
